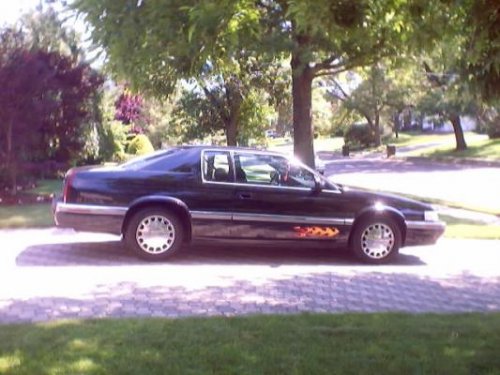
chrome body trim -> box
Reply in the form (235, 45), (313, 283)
(56, 202), (127, 216)
(190, 210), (347, 225)
(190, 211), (233, 221)
(233, 213), (346, 225)
(56, 203), (350, 226)
(406, 220), (446, 230)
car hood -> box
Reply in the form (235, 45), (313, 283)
(339, 184), (434, 212)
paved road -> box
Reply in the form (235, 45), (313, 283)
(323, 157), (500, 213)
(0, 229), (498, 324)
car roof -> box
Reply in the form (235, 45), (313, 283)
(174, 145), (286, 155)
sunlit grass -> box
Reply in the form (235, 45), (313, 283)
(268, 136), (345, 153)
(384, 132), (487, 149)
(0, 314), (499, 374)
(384, 132), (457, 146)
(422, 138), (500, 161)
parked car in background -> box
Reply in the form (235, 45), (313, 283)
(53, 146), (445, 264)
(265, 130), (277, 138)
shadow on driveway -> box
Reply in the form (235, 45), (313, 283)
(1, 269), (499, 324)
(15, 240), (426, 267)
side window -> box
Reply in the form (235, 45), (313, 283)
(286, 164), (316, 188)
(202, 151), (231, 182)
(235, 152), (315, 188)
(235, 153), (282, 185)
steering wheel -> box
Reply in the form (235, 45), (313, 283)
(270, 171), (281, 185)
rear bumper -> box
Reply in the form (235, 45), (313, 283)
(53, 199), (125, 235)
(405, 220), (446, 246)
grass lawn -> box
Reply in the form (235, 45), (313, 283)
(384, 132), (458, 146)
(0, 179), (61, 228)
(442, 215), (500, 240)
(29, 179), (63, 196)
(367, 189), (500, 217)
(268, 136), (344, 153)
(383, 131), (488, 148)
(0, 314), (499, 374)
(0, 204), (53, 228)
(423, 138), (500, 161)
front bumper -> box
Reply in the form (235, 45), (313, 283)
(405, 220), (446, 246)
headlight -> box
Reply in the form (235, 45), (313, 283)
(424, 211), (439, 222)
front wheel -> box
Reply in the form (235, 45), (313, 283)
(350, 216), (401, 264)
(125, 208), (184, 261)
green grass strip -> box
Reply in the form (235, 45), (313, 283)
(0, 204), (53, 228)
(0, 314), (499, 374)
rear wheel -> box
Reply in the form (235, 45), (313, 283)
(350, 216), (401, 264)
(125, 208), (184, 261)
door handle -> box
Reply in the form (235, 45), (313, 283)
(238, 192), (253, 199)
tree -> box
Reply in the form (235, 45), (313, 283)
(171, 78), (271, 146)
(115, 89), (146, 133)
(461, 0), (500, 102)
(0, 29), (103, 191)
(416, 66), (477, 151)
(327, 65), (389, 146)
(327, 62), (421, 144)
(21, 6), (82, 60)
(72, 0), (449, 167)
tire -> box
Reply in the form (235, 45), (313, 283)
(124, 208), (184, 261)
(350, 216), (401, 264)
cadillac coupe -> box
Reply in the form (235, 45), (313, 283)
(53, 146), (445, 264)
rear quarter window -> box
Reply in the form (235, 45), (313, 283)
(121, 148), (199, 173)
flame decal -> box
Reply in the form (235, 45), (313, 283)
(293, 226), (340, 238)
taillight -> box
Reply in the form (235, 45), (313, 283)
(63, 169), (76, 203)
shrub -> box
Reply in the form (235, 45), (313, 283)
(127, 134), (155, 155)
(486, 117), (500, 139)
(344, 123), (375, 148)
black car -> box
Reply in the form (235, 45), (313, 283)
(53, 146), (445, 264)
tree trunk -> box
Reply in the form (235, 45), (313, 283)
(226, 117), (238, 146)
(6, 120), (18, 194)
(374, 110), (381, 146)
(291, 49), (315, 168)
(393, 111), (401, 138)
(449, 114), (467, 150)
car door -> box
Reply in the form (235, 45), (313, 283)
(230, 151), (351, 242)
(189, 149), (235, 239)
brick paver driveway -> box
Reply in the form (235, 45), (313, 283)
(1, 228), (499, 324)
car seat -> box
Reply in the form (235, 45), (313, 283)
(213, 168), (229, 182)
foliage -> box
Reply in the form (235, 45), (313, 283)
(114, 90), (146, 132)
(127, 134), (155, 155)
(142, 96), (179, 149)
(461, 0), (500, 102)
(72, 0), (455, 167)
(0, 27), (103, 191)
(20, 6), (82, 59)
(327, 62), (423, 147)
(169, 54), (276, 146)
(344, 123), (375, 148)
(479, 108), (500, 139)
